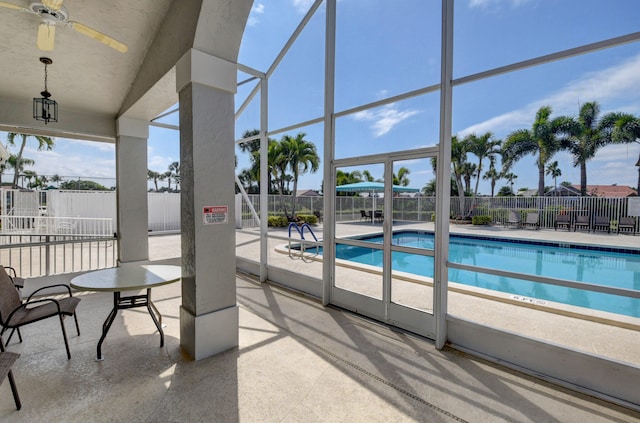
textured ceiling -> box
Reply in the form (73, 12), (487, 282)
(0, 0), (172, 119)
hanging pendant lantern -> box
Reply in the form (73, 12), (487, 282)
(33, 57), (58, 124)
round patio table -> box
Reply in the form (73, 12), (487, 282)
(70, 264), (181, 360)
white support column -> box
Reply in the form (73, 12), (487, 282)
(116, 117), (150, 263)
(176, 49), (239, 360)
(322, 0), (336, 306)
(434, 0), (454, 350)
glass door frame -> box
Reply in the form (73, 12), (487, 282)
(330, 147), (438, 338)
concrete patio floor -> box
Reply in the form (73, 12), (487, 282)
(0, 227), (639, 421)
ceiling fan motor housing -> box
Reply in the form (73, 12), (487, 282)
(29, 1), (69, 23)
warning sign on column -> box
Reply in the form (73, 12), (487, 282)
(203, 206), (228, 225)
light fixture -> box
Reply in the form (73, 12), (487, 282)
(33, 57), (58, 124)
(36, 21), (56, 51)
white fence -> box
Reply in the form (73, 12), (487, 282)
(0, 189), (182, 234)
(239, 194), (640, 232)
(1, 189), (637, 234)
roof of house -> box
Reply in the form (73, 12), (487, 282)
(517, 189), (538, 197)
(546, 185), (582, 196)
(295, 189), (321, 197)
(572, 185), (638, 197)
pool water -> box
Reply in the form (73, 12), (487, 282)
(331, 231), (640, 318)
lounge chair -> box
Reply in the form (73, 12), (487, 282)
(523, 212), (540, 230)
(574, 215), (590, 232)
(592, 216), (611, 233)
(504, 210), (521, 228)
(374, 210), (384, 223)
(359, 210), (368, 222)
(554, 214), (571, 231)
(0, 335), (20, 410)
(618, 216), (636, 235)
(313, 210), (323, 223)
(0, 266), (81, 360)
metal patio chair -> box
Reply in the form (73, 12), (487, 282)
(573, 215), (591, 232)
(523, 212), (540, 230)
(504, 210), (521, 228)
(3, 267), (25, 291)
(592, 216), (611, 233)
(618, 216), (636, 235)
(554, 214), (571, 231)
(0, 335), (21, 410)
(0, 266), (81, 360)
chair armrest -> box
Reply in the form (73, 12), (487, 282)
(7, 298), (62, 323)
(3, 267), (18, 278)
(26, 284), (73, 302)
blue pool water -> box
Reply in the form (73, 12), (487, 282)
(329, 231), (640, 318)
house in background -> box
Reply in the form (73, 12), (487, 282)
(545, 185), (582, 196)
(295, 189), (321, 197)
(573, 184), (638, 197)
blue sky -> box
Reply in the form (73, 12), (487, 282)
(3, 0), (640, 194)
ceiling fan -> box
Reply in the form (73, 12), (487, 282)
(0, 0), (128, 52)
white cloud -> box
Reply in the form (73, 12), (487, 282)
(460, 53), (640, 138)
(247, 3), (265, 27)
(353, 104), (420, 137)
(292, 0), (314, 14)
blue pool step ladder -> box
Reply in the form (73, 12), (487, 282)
(288, 222), (320, 259)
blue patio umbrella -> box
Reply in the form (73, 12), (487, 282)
(336, 182), (419, 221)
(335, 181), (419, 194)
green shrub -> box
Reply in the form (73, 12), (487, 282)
(298, 214), (318, 225)
(472, 215), (492, 225)
(268, 216), (289, 227)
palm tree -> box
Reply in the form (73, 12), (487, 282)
(611, 113), (640, 194)
(336, 170), (364, 188)
(23, 170), (37, 189)
(281, 132), (320, 217)
(7, 133), (54, 189)
(393, 167), (411, 186)
(502, 172), (518, 193)
(147, 170), (162, 191)
(168, 161), (180, 191)
(362, 170), (376, 182)
(459, 161), (477, 195)
(561, 101), (623, 196)
(545, 161), (562, 193)
(268, 140), (290, 215)
(482, 158), (501, 197)
(450, 135), (469, 215)
(6, 154), (35, 188)
(502, 106), (570, 197)
(163, 170), (173, 191)
(51, 173), (62, 188)
(464, 132), (501, 198)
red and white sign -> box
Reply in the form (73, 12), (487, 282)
(203, 206), (228, 225)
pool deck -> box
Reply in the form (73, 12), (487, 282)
(2, 226), (638, 421)
(234, 221), (640, 368)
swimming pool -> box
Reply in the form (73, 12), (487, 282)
(330, 231), (640, 318)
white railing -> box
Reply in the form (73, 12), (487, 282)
(0, 234), (118, 278)
(238, 194), (639, 232)
(0, 215), (114, 236)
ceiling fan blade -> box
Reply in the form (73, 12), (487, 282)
(68, 21), (128, 53)
(0, 1), (27, 11)
(37, 22), (56, 51)
(42, 0), (63, 11)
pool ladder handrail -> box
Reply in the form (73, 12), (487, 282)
(288, 222), (319, 258)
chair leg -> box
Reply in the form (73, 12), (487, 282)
(4, 327), (21, 345)
(73, 313), (80, 336)
(7, 370), (21, 410)
(59, 315), (71, 360)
